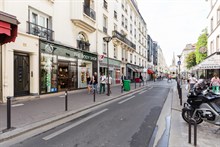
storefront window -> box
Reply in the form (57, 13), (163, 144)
(78, 59), (92, 88)
(41, 53), (58, 93)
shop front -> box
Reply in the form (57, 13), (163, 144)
(193, 52), (220, 80)
(99, 58), (121, 84)
(126, 63), (143, 82)
(40, 40), (97, 94)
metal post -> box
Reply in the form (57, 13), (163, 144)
(7, 96), (12, 129)
(65, 90), (68, 111)
(193, 119), (197, 146)
(93, 86), (96, 102)
(107, 42), (110, 96)
(121, 84), (123, 93)
(188, 111), (192, 144)
(135, 80), (136, 89)
(139, 80), (141, 87)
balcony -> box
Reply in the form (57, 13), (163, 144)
(83, 5), (96, 20)
(112, 30), (136, 50)
(77, 40), (90, 51)
(27, 21), (54, 41)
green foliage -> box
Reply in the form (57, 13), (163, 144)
(195, 29), (208, 64)
(186, 51), (196, 69)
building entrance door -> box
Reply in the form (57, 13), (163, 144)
(14, 53), (30, 96)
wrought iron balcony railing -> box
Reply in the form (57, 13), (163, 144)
(77, 40), (90, 51)
(27, 21), (54, 41)
(83, 5), (96, 20)
(112, 30), (136, 49)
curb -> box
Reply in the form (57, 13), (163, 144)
(0, 85), (148, 143)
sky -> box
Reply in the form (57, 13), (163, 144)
(136, 0), (209, 66)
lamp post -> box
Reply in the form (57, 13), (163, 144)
(177, 55), (181, 81)
(103, 36), (112, 96)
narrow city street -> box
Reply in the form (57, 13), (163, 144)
(11, 82), (170, 147)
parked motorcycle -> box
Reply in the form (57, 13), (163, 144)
(182, 82), (220, 126)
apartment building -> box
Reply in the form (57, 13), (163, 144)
(207, 0), (220, 54)
(157, 47), (168, 76)
(96, 0), (148, 82)
(193, 0), (220, 79)
(0, 0), (148, 102)
(180, 44), (195, 77)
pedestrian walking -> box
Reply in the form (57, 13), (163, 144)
(139, 74), (143, 82)
(121, 74), (126, 90)
(106, 74), (112, 95)
(86, 72), (92, 94)
(188, 74), (198, 90)
(92, 72), (98, 94)
(210, 73), (220, 93)
(99, 73), (106, 94)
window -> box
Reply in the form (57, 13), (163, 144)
(125, 1), (128, 13)
(139, 58), (141, 66)
(122, 15), (124, 26)
(211, 17), (214, 32)
(114, 11), (117, 19)
(130, 53), (132, 63)
(29, 9), (52, 40)
(114, 45), (117, 58)
(210, 41), (214, 54)
(122, 48), (125, 60)
(103, 0), (108, 9)
(103, 16), (108, 34)
(130, 9), (133, 20)
(142, 59), (144, 67)
(217, 9), (220, 24)
(134, 29), (136, 38)
(216, 36), (219, 51)
(130, 24), (133, 34)
(139, 46), (141, 54)
(125, 18), (128, 29)
(134, 55), (136, 64)
(103, 42), (107, 54)
(125, 50), (128, 61)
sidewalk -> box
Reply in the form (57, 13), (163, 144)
(0, 81), (152, 142)
(169, 83), (220, 147)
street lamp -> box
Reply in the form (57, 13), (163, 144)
(177, 55), (181, 81)
(103, 36), (112, 96)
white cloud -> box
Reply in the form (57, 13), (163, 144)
(137, 0), (208, 65)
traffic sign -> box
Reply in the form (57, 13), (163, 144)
(177, 61), (181, 65)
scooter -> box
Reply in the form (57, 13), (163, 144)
(182, 83), (220, 126)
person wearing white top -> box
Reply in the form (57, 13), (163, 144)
(189, 74), (198, 89)
(99, 73), (106, 94)
(106, 74), (112, 94)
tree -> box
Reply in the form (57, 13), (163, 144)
(186, 51), (196, 69)
(195, 29), (208, 64)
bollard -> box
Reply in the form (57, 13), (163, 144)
(188, 117), (197, 146)
(7, 96), (12, 130)
(180, 86), (182, 106)
(93, 87), (96, 102)
(139, 81), (141, 87)
(65, 90), (68, 111)
(135, 80), (136, 89)
(143, 80), (144, 86)
(121, 84), (124, 93)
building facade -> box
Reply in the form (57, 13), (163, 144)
(0, 0), (149, 102)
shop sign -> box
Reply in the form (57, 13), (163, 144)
(198, 53), (220, 69)
(101, 58), (121, 68)
(83, 54), (97, 61)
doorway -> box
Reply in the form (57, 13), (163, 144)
(14, 53), (30, 96)
(58, 61), (77, 91)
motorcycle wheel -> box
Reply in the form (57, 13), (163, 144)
(182, 109), (203, 124)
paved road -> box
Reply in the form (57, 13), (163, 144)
(11, 83), (170, 147)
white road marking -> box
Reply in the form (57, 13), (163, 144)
(11, 104), (24, 107)
(43, 108), (108, 141)
(148, 87), (153, 90)
(118, 96), (135, 104)
(59, 96), (65, 97)
(139, 90), (148, 95)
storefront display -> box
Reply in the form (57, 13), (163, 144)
(40, 40), (97, 94)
